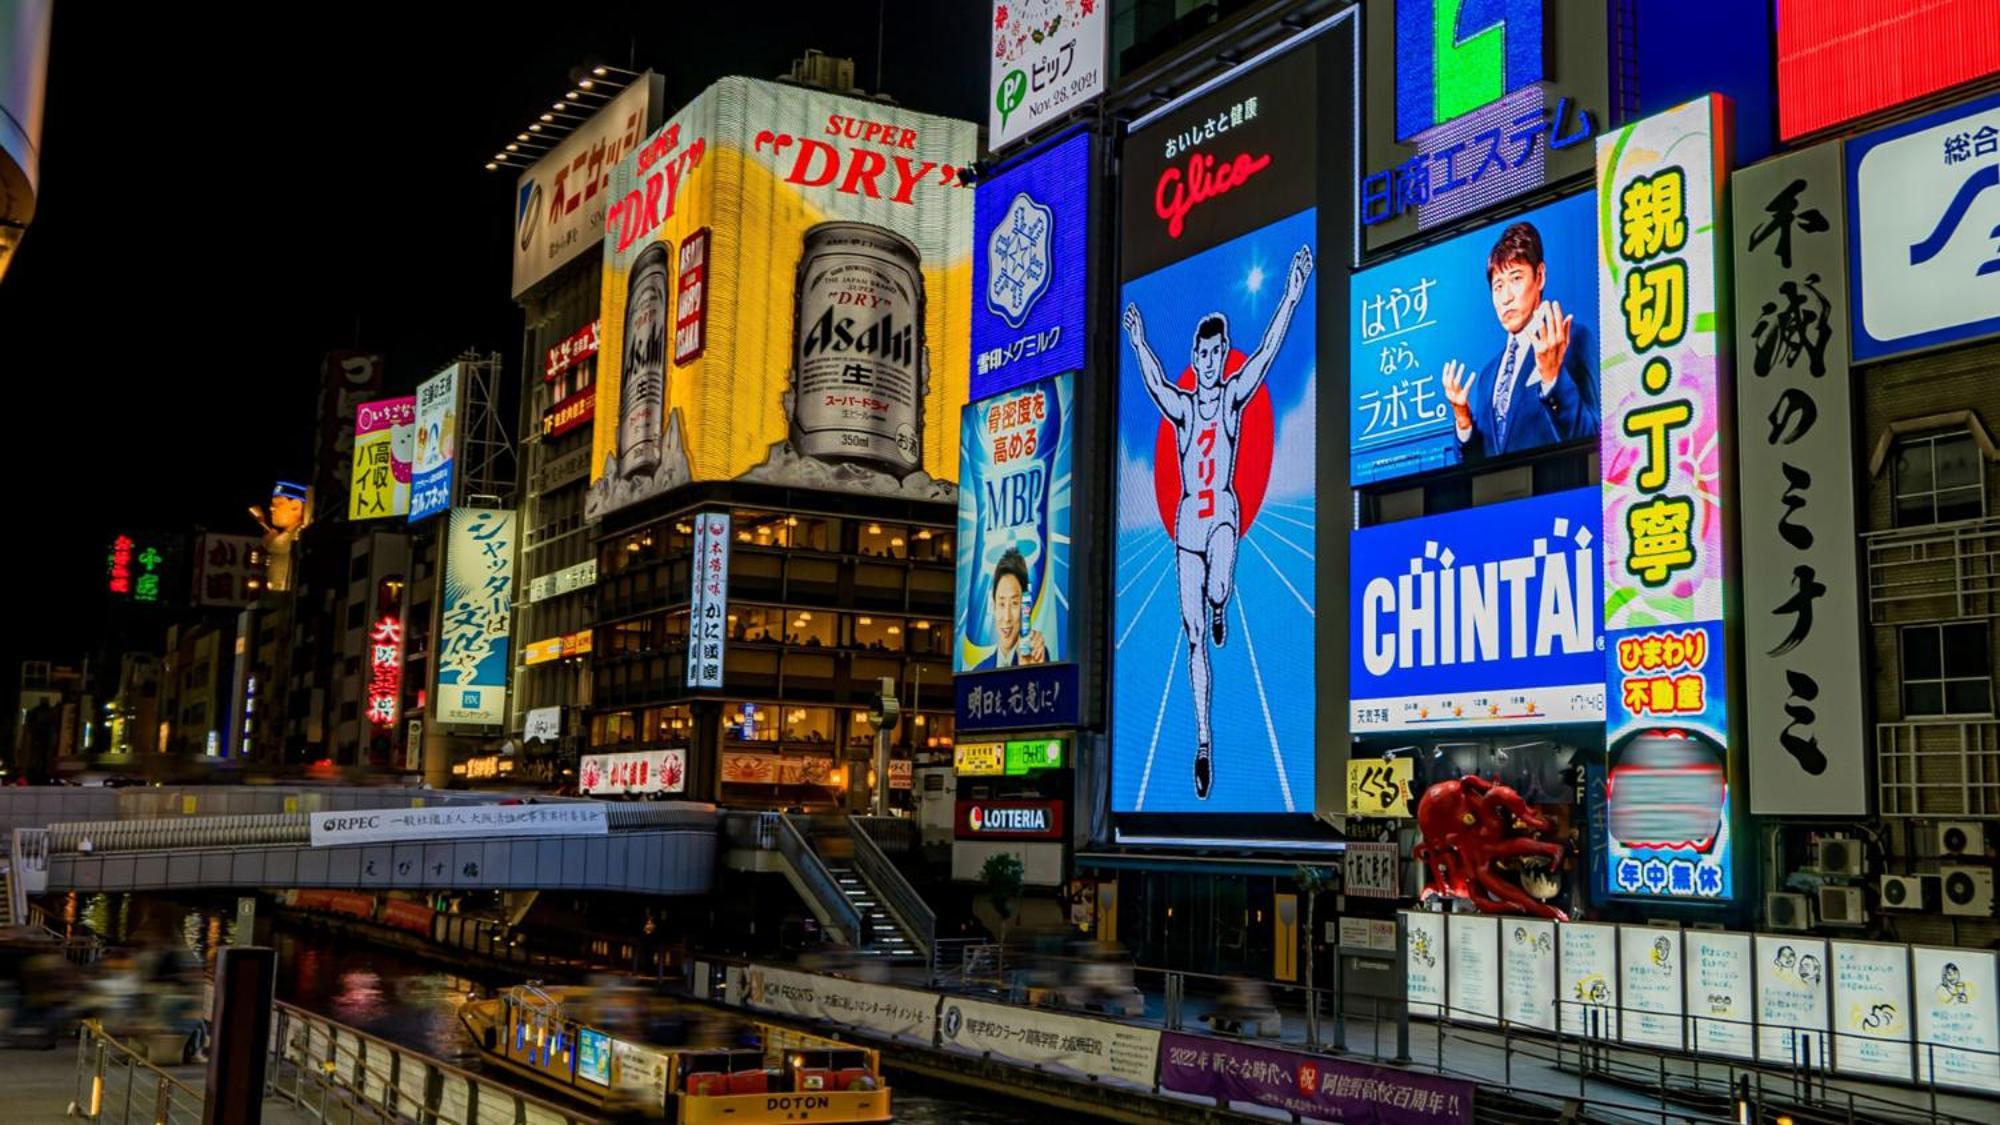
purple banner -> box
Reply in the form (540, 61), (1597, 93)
(1159, 1032), (1473, 1125)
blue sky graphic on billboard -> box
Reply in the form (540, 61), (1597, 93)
(1350, 191), (1598, 485)
(1350, 488), (1604, 734)
(957, 374), (1073, 673)
(1113, 209), (1316, 813)
(971, 128), (1090, 401)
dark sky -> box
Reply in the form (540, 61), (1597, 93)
(0, 1), (986, 670)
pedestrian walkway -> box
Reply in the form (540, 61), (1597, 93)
(0, 1045), (316, 1125)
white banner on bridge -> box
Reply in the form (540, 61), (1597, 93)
(307, 803), (608, 847)
(937, 995), (1160, 1088)
(743, 966), (937, 1044)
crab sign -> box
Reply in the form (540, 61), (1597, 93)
(1413, 774), (1568, 921)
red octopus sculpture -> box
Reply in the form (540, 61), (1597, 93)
(1412, 774), (1568, 921)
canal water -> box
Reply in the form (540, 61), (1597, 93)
(65, 893), (1045, 1124)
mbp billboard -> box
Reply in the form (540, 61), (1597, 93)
(436, 508), (515, 726)
(1360, 0), (1609, 251)
(1111, 16), (1354, 814)
(586, 78), (975, 522)
(955, 374), (1076, 732)
(1597, 95), (1737, 903)
(990, 0), (1106, 153)
(1351, 488), (1603, 733)
(1351, 191), (1599, 485)
(1848, 90), (2000, 362)
(409, 365), (460, 524)
(511, 74), (661, 297)
(349, 396), (415, 521)
(971, 127), (1090, 401)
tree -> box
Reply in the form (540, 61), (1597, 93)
(980, 852), (1025, 941)
(1294, 865), (1334, 1046)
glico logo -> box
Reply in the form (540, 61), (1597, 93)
(1360, 514), (1595, 676)
(1395, 0), (1545, 142)
(1154, 150), (1271, 240)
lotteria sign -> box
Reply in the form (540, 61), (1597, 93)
(1351, 488), (1604, 732)
(956, 800), (1064, 840)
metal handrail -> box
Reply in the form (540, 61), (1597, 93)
(775, 812), (865, 946)
(72, 1019), (205, 1124)
(846, 814), (934, 959)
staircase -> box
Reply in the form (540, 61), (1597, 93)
(822, 860), (919, 962)
(0, 865), (14, 928)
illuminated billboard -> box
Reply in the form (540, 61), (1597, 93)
(1113, 35), (1324, 813)
(511, 76), (660, 297)
(436, 508), (514, 725)
(1351, 488), (1603, 732)
(971, 128), (1091, 401)
(1361, 0), (1609, 250)
(955, 374), (1075, 731)
(585, 78), (975, 522)
(349, 396), (415, 521)
(1778, 0), (2000, 141)
(1848, 90), (2000, 362)
(1350, 191), (1599, 485)
(1597, 95), (1736, 902)
(191, 533), (262, 607)
(409, 365), (459, 524)
(989, 1), (1106, 152)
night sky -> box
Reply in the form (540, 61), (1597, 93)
(0, 1), (986, 672)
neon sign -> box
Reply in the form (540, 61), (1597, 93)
(368, 616), (403, 728)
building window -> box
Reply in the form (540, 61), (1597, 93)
(1893, 431), (1984, 528)
(1901, 622), (1994, 717)
(346, 602), (365, 630)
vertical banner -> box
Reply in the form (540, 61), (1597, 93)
(1756, 933), (1831, 1069)
(1687, 930), (1755, 1060)
(409, 365), (460, 523)
(1502, 919), (1558, 1032)
(436, 508), (514, 725)
(686, 512), (731, 689)
(971, 129), (1091, 401)
(1560, 922), (1620, 1039)
(1731, 142), (1865, 816)
(350, 396), (416, 521)
(989, 0), (1107, 152)
(1832, 940), (1914, 1082)
(1404, 910), (1446, 1019)
(1273, 893), (1299, 982)
(1913, 946), (2000, 1093)
(1446, 914), (1499, 1026)
(1597, 95), (1736, 903)
(1619, 926), (1686, 1050)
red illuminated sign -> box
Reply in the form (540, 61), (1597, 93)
(1779, 0), (2000, 139)
(673, 228), (711, 366)
(543, 319), (600, 382)
(367, 616), (403, 728)
(1153, 150), (1272, 240)
(955, 799), (1064, 840)
(108, 535), (134, 595)
(541, 387), (597, 438)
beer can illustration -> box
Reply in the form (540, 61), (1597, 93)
(617, 240), (673, 480)
(790, 221), (927, 473)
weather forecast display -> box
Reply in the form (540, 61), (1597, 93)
(1112, 209), (1318, 813)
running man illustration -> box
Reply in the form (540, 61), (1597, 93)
(1121, 243), (1313, 799)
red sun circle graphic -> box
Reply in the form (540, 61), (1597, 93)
(1152, 348), (1275, 538)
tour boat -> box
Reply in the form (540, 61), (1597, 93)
(461, 984), (892, 1123)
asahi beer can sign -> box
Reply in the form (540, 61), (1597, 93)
(792, 222), (927, 473)
(586, 77), (975, 522)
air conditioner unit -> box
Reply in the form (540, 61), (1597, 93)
(1880, 874), (1938, 912)
(1942, 866), (1996, 917)
(1818, 885), (1867, 926)
(1767, 892), (1812, 931)
(1817, 837), (1864, 877)
(1938, 821), (1986, 859)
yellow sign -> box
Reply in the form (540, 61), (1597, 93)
(1345, 757), (1414, 817)
(954, 741), (1005, 776)
(562, 629), (593, 656)
(587, 77), (974, 521)
(522, 637), (564, 666)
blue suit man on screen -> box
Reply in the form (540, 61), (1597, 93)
(1441, 221), (1597, 460)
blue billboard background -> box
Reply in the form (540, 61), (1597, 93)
(1349, 192), (1600, 485)
(971, 127), (1091, 401)
(1112, 209), (1317, 814)
(956, 374), (1073, 673)
(1350, 488), (1605, 733)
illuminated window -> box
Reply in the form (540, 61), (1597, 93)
(853, 615), (905, 652)
(1893, 432), (1984, 528)
(860, 522), (910, 559)
(1901, 623), (1993, 718)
